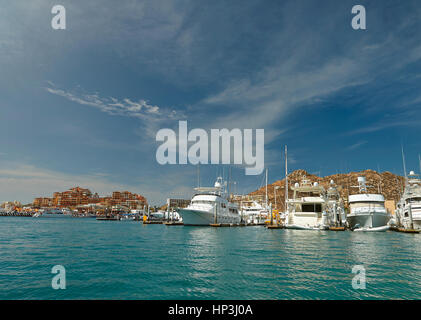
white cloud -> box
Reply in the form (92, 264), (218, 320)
(45, 85), (164, 117)
(45, 83), (185, 141)
(346, 141), (368, 151)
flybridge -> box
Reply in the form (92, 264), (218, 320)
(155, 121), (264, 175)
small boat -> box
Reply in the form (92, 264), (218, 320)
(119, 213), (137, 221)
(39, 208), (72, 218)
(353, 225), (390, 232)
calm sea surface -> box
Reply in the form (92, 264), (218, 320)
(1, 216), (420, 300)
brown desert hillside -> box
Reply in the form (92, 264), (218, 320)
(249, 169), (405, 211)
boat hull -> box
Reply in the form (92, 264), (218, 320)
(178, 208), (241, 226)
(353, 225), (390, 232)
(347, 212), (389, 230)
(40, 213), (72, 218)
(399, 207), (421, 230)
(285, 224), (328, 231)
(285, 212), (329, 230)
(400, 218), (421, 230)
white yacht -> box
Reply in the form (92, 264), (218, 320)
(240, 199), (268, 224)
(178, 177), (241, 226)
(347, 176), (390, 231)
(396, 171), (421, 230)
(41, 208), (72, 218)
(285, 176), (330, 230)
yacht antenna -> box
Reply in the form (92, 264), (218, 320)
(377, 164), (382, 194)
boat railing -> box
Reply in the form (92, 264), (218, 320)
(350, 206), (387, 214)
(188, 203), (214, 211)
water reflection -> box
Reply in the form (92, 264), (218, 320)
(1, 217), (421, 299)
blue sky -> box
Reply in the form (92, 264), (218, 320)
(1, 0), (421, 205)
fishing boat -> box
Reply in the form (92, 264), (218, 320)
(347, 176), (390, 231)
(396, 171), (421, 230)
(119, 212), (137, 221)
(178, 177), (241, 226)
(284, 176), (330, 230)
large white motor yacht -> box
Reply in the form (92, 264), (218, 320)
(347, 176), (390, 231)
(178, 177), (241, 226)
(285, 176), (330, 230)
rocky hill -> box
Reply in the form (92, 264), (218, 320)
(249, 169), (405, 211)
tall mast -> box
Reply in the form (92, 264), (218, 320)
(419, 154), (421, 174)
(228, 166), (231, 200)
(265, 168), (268, 208)
(285, 145), (288, 211)
(401, 145), (408, 179)
(197, 164), (200, 188)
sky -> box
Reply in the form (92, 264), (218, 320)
(1, 0), (421, 205)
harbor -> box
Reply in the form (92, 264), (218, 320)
(3, 144), (421, 234)
(1, 215), (421, 300)
(2, 166), (421, 234)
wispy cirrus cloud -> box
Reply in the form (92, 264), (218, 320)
(346, 140), (368, 151)
(44, 83), (185, 140)
(45, 84), (176, 119)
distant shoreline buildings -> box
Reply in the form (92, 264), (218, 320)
(33, 186), (147, 210)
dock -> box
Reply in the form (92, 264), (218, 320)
(96, 216), (119, 221)
(397, 228), (420, 234)
(210, 223), (232, 227)
(266, 224), (284, 229)
(329, 226), (346, 231)
(163, 221), (184, 226)
(0, 211), (34, 217)
(142, 220), (163, 224)
(389, 225), (420, 233)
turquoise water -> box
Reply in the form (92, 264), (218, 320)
(1, 216), (420, 300)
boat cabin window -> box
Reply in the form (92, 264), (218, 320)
(350, 202), (384, 208)
(408, 197), (421, 203)
(192, 200), (213, 205)
(301, 203), (322, 213)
